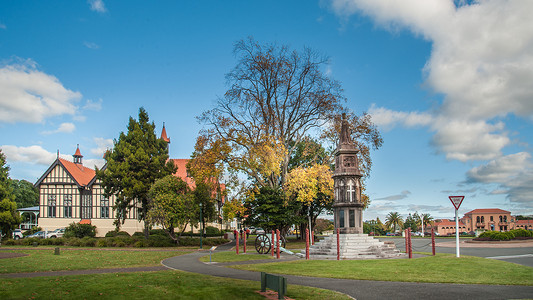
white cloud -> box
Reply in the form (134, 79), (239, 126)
(83, 41), (100, 50)
(329, 0), (533, 205)
(0, 60), (81, 123)
(42, 122), (76, 135)
(83, 98), (103, 111)
(467, 152), (532, 184)
(1, 144), (105, 169)
(431, 119), (509, 162)
(466, 152), (533, 205)
(368, 104), (433, 130)
(1, 145), (58, 165)
(88, 0), (107, 13)
(375, 190), (411, 201)
(91, 137), (114, 157)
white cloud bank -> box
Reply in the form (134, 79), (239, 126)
(1, 144), (105, 169)
(0, 60), (81, 123)
(329, 0), (533, 206)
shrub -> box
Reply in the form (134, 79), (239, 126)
(96, 239), (108, 247)
(64, 222), (97, 238)
(134, 240), (146, 248)
(114, 240), (126, 247)
(132, 232), (144, 237)
(80, 237), (97, 247)
(205, 226), (221, 236)
(149, 229), (167, 236)
(105, 230), (131, 237)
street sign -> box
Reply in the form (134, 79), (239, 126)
(449, 196), (464, 210)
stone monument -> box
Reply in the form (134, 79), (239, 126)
(309, 114), (404, 259)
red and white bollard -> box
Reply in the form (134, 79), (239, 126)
(408, 227), (413, 259)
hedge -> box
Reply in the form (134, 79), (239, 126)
(475, 229), (533, 241)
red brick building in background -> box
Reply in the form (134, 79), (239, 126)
(431, 208), (531, 236)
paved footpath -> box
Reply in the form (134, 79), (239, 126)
(162, 242), (533, 300)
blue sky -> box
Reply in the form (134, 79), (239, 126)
(1, 0), (532, 220)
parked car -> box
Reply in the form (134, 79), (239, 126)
(26, 231), (46, 239)
(255, 228), (265, 234)
(386, 232), (396, 236)
(46, 228), (65, 238)
(12, 229), (23, 240)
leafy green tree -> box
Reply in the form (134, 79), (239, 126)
(0, 150), (22, 239)
(147, 175), (196, 244)
(193, 182), (217, 236)
(96, 108), (177, 237)
(10, 179), (38, 208)
(244, 186), (301, 236)
(385, 211), (404, 232)
(403, 213), (419, 231)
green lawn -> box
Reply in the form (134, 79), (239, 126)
(199, 251), (274, 263)
(0, 249), (191, 273)
(231, 253), (533, 286)
(0, 270), (350, 300)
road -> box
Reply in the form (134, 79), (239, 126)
(381, 237), (533, 267)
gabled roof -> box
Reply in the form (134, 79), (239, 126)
(464, 208), (510, 215)
(59, 158), (95, 186)
(35, 158), (96, 188)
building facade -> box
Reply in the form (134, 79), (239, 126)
(431, 208), (528, 236)
(35, 126), (226, 237)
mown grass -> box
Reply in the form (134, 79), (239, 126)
(0, 249), (191, 273)
(231, 253), (533, 286)
(199, 251), (274, 263)
(0, 270), (350, 300)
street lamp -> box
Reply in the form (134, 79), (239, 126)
(199, 202), (203, 249)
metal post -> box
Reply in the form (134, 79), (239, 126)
(305, 228), (309, 260)
(336, 228), (340, 260)
(431, 227), (436, 256)
(455, 208), (460, 258)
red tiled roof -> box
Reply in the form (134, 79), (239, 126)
(79, 219), (91, 224)
(74, 146), (83, 157)
(161, 125), (170, 143)
(434, 219), (465, 226)
(516, 220), (533, 225)
(170, 159), (225, 202)
(464, 208), (510, 215)
(59, 158), (95, 187)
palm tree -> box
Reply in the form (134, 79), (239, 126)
(385, 212), (404, 233)
(420, 213), (434, 235)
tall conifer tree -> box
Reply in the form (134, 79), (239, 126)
(0, 150), (22, 238)
(96, 108), (176, 237)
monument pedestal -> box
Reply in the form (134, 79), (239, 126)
(309, 234), (405, 260)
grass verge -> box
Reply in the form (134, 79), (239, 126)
(0, 270), (350, 300)
(230, 253), (533, 286)
(199, 251), (274, 263)
(0, 249), (191, 273)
